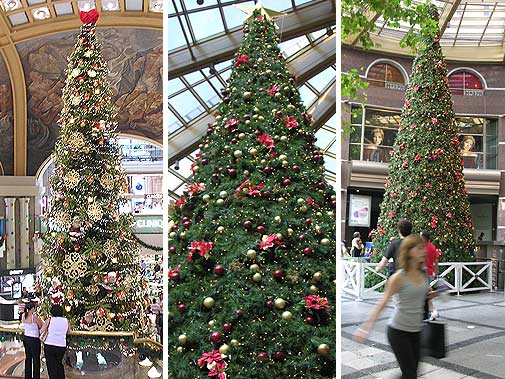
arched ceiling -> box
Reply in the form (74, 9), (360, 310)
(0, 0), (162, 176)
(343, 0), (505, 62)
(167, 0), (337, 200)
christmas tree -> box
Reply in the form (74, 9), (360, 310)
(40, 9), (149, 335)
(168, 6), (336, 379)
(372, 5), (474, 262)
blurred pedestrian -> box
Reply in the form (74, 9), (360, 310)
(376, 219), (412, 276)
(22, 302), (43, 379)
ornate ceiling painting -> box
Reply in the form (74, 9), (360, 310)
(0, 54), (14, 175)
(17, 28), (162, 175)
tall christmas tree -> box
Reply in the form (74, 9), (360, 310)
(168, 6), (336, 379)
(373, 5), (474, 262)
(40, 9), (148, 335)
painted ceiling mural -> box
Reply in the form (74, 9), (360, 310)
(0, 54), (14, 176)
(17, 28), (163, 176)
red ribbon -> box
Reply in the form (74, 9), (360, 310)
(79, 9), (99, 25)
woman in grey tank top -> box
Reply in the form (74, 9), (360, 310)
(354, 234), (433, 379)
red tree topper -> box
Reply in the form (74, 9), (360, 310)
(79, 9), (99, 25)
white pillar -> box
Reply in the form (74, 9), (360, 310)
(4, 197), (16, 269)
(20, 197), (30, 268)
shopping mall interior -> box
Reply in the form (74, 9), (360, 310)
(0, 0), (163, 377)
(342, 1), (505, 379)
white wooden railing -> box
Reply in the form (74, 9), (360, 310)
(341, 259), (492, 301)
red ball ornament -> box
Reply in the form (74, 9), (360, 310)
(223, 97), (230, 104)
(228, 168), (237, 177)
(243, 220), (253, 229)
(182, 220), (192, 229)
(178, 304), (187, 312)
(223, 323), (233, 333)
(201, 159), (208, 165)
(293, 165), (300, 172)
(298, 234), (305, 241)
(262, 191), (270, 197)
(254, 130), (261, 136)
(273, 351), (285, 361)
(276, 111), (283, 117)
(305, 218), (312, 225)
(210, 332), (223, 344)
(305, 316), (315, 325)
(214, 265), (225, 276)
(244, 114), (251, 120)
(303, 247), (313, 256)
(257, 352), (268, 361)
(282, 179), (291, 186)
(263, 166), (272, 174)
(169, 246), (176, 254)
(236, 309), (244, 318)
(256, 225), (265, 234)
(171, 272), (180, 282)
(265, 300), (273, 308)
(273, 270), (283, 279)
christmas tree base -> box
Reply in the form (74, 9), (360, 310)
(64, 348), (137, 378)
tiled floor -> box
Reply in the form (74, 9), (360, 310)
(342, 291), (505, 379)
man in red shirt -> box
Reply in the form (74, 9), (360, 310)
(421, 231), (440, 279)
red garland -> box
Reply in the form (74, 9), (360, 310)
(79, 9), (99, 25)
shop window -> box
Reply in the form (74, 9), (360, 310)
(367, 63), (406, 90)
(348, 107), (497, 170)
(448, 71), (483, 96)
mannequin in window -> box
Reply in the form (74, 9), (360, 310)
(364, 128), (388, 162)
(460, 135), (481, 168)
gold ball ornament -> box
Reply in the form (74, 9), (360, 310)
(287, 228), (294, 236)
(274, 216), (281, 223)
(177, 346), (184, 353)
(321, 238), (331, 246)
(169, 232), (176, 238)
(274, 298), (286, 309)
(252, 273), (262, 282)
(297, 198), (305, 204)
(299, 205), (308, 212)
(313, 272), (323, 281)
(179, 231), (187, 240)
(281, 311), (293, 320)
(280, 136), (288, 142)
(281, 160), (289, 167)
(219, 344), (230, 354)
(246, 249), (257, 260)
(279, 154), (287, 161)
(317, 344), (330, 356)
(219, 191), (228, 199)
(238, 133), (246, 139)
(178, 334), (188, 345)
(230, 339), (239, 347)
(310, 285), (319, 293)
(203, 297), (215, 309)
(233, 150), (243, 158)
(202, 194), (210, 203)
(249, 148), (258, 156)
(217, 226), (225, 233)
(208, 320), (216, 326)
(216, 199), (225, 206)
(250, 264), (260, 272)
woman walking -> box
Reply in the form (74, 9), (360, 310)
(354, 234), (433, 379)
(22, 302), (43, 379)
(40, 304), (70, 379)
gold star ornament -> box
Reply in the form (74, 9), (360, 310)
(235, 1), (286, 25)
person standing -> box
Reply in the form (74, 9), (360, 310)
(40, 305), (69, 379)
(354, 234), (433, 379)
(421, 231), (439, 280)
(351, 232), (363, 258)
(375, 219), (412, 276)
(22, 302), (43, 379)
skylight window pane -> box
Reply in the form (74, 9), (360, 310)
(279, 36), (310, 58)
(183, 71), (205, 85)
(261, 0), (292, 12)
(168, 17), (188, 50)
(184, 0), (217, 11)
(223, 4), (249, 29)
(298, 85), (316, 107)
(194, 81), (219, 107)
(168, 91), (204, 122)
(167, 110), (184, 134)
(215, 59), (232, 72)
(8, 12), (28, 26)
(188, 8), (225, 42)
(125, 0), (143, 11)
(307, 67), (336, 93)
(168, 78), (185, 96)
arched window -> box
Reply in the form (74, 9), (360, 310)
(448, 70), (483, 96)
(367, 63), (406, 90)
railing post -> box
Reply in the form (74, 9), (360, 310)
(456, 263), (461, 296)
(488, 261), (494, 293)
(356, 262), (364, 301)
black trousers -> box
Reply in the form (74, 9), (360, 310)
(44, 344), (66, 379)
(387, 326), (421, 379)
(23, 336), (41, 379)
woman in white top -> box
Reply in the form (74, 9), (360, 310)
(40, 304), (70, 379)
(22, 302), (44, 379)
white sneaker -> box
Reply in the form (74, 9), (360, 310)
(139, 358), (153, 367)
(147, 367), (161, 378)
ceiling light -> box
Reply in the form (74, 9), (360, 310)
(150, 0), (162, 12)
(103, 0), (119, 11)
(77, 0), (95, 11)
(32, 7), (50, 20)
(2, 0), (20, 11)
(197, 0), (204, 5)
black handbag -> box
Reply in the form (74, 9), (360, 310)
(421, 321), (446, 359)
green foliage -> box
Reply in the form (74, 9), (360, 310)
(373, 5), (475, 263)
(41, 22), (149, 335)
(168, 10), (336, 379)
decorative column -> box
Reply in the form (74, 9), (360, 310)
(19, 197), (30, 268)
(4, 198), (16, 269)
(497, 117), (505, 241)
